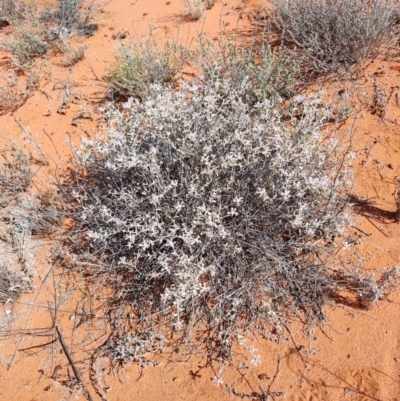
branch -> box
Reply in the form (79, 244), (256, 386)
(56, 325), (94, 401)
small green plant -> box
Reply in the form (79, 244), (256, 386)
(108, 33), (189, 99)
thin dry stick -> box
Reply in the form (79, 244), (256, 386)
(226, 384), (285, 400)
(7, 256), (60, 370)
(395, 178), (400, 222)
(266, 355), (285, 397)
(13, 115), (29, 135)
(56, 325), (94, 401)
(89, 338), (113, 401)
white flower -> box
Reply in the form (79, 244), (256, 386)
(250, 355), (261, 366)
(281, 189), (291, 202)
(233, 298), (241, 306)
(293, 94), (305, 102)
(150, 194), (160, 205)
(175, 202), (184, 212)
(175, 270), (186, 280)
(256, 187), (268, 200)
(342, 241), (351, 250)
(140, 241), (150, 251)
(160, 290), (170, 304)
(227, 208), (238, 217)
(233, 196), (243, 206)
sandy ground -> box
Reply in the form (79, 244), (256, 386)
(0, 1), (400, 400)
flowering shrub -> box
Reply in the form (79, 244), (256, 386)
(62, 81), (395, 362)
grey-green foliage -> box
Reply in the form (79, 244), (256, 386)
(108, 34), (189, 99)
(193, 33), (297, 105)
(5, 28), (47, 65)
(0, 0), (47, 65)
(57, 0), (83, 33)
(0, 146), (62, 303)
(41, 0), (99, 35)
(1, 0), (99, 66)
(0, 146), (32, 302)
(0, 0), (30, 25)
(271, 0), (397, 73)
(0, 146), (32, 200)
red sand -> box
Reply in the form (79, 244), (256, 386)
(0, 1), (400, 400)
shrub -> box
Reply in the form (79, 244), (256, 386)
(0, 145), (32, 198)
(181, 0), (214, 20)
(1, 0), (100, 68)
(395, 179), (400, 222)
(4, 28), (47, 65)
(0, 0), (47, 66)
(40, 0), (100, 36)
(0, 73), (25, 115)
(0, 144), (62, 303)
(182, 0), (203, 19)
(60, 81), (397, 363)
(0, 146), (33, 302)
(57, 0), (83, 34)
(0, 0), (15, 22)
(271, 0), (397, 73)
(108, 34), (189, 99)
(56, 34), (87, 66)
(0, 0), (31, 25)
(193, 33), (298, 105)
(0, 254), (30, 302)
